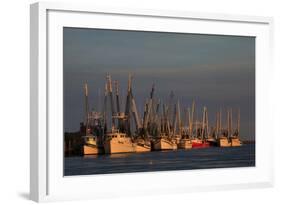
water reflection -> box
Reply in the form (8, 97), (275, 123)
(66, 144), (255, 176)
(109, 153), (134, 158)
(83, 155), (99, 159)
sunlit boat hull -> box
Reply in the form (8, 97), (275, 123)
(217, 137), (231, 147)
(178, 139), (192, 149)
(83, 145), (99, 155)
(230, 137), (242, 147)
(153, 138), (177, 150)
(104, 136), (135, 154)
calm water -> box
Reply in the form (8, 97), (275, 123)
(64, 144), (255, 176)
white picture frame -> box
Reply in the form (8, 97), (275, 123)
(30, 2), (274, 202)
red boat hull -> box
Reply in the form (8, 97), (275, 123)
(192, 141), (210, 148)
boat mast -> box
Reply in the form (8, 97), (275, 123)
(83, 83), (90, 135)
(130, 78), (141, 131)
(102, 82), (108, 135)
(219, 108), (222, 137)
(142, 100), (148, 131)
(124, 74), (132, 136)
(168, 91), (174, 125)
(187, 107), (190, 137)
(237, 108), (240, 137)
(165, 104), (171, 137)
(190, 100), (195, 138)
(114, 80), (121, 130)
(156, 103), (161, 136)
(201, 107), (206, 139)
(114, 81), (120, 115)
(106, 74), (116, 130)
(227, 109), (230, 139)
(176, 100), (182, 136)
(205, 107), (207, 139)
(160, 104), (165, 136)
(155, 100), (161, 124)
(173, 103), (177, 136)
(152, 99), (160, 125)
(215, 112), (219, 139)
(84, 83), (89, 126)
(200, 106), (209, 140)
(152, 99), (160, 137)
(143, 84), (155, 130)
(230, 108), (233, 138)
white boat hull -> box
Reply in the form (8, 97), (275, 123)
(153, 138), (177, 150)
(104, 137), (135, 154)
(230, 138), (242, 147)
(217, 137), (231, 147)
(178, 139), (192, 149)
(83, 145), (99, 155)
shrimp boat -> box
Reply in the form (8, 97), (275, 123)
(191, 138), (210, 148)
(217, 108), (241, 147)
(82, 135), (99, 155)
(178, 101), (194, 149)
(230, 136), (242, 146)
(173, 101), (192, 149)
(134, 138), (151, 152)
(191, 107), (210, 148)
(230, 109), (242, 147)
(178, 138), (192, 149)
(177, 132), (192, 149)
(82, 84), (104, 155)
(82, 125), (104, 155)
(82, 117), (104, 154)
(217, 136), (231, 147)
(103, 129), (136, 154)
(177, 129), (192, 149)
(213, 109), (230, 147)
(153, 134), (177, 150)
(76, 75), (246, 157)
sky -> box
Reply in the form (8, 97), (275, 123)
(63, 27), (255, 140)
